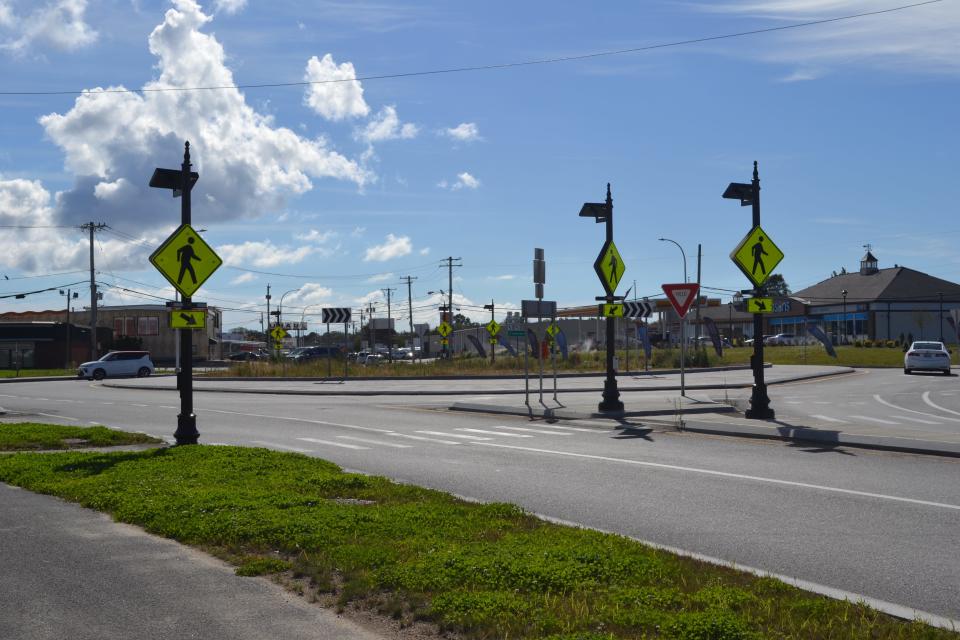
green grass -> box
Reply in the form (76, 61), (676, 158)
(0, 368), (75, 378)
(0, 422), (162, 451)
(0, 442), (953, 639)
(209, 345), (926, 378)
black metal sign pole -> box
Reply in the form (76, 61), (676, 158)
(343, 321), (349, 380)
(327, 321), (332, 379)
(176, 142), (198, 445)
(747, 162), (773, 419)
(599, 185), (624, 412)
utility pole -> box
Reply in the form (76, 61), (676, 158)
(401, 275), (417, 350)
(382, 287), (396, 362)
(444, 256), (462, 357)
(367, 302), (376, 354)
(265, 284), (272, 329)
(80, 222), (107, 360)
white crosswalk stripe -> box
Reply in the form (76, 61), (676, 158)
(456, 428), (533, 438)
(889, 415), (941, 425)
(494, 425), (572, 436)
(810, 414), (847, 423)
(297, 437), (369, 450)
(335, 435), (412, 448)
(387, 433), (461, 445)
(416, 430), (491, 441)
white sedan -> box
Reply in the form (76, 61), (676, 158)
(903, 341), (951, 375)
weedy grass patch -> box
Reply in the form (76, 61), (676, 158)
(0, 444), (954, 639)
(0, 422), (162, 451)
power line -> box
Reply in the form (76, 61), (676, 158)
(0, 0), (942, 97)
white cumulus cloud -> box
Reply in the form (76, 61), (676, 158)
(363, 234), (411, 262)
(213, 0), (246, 14)
(356, 106), (418, 143)
(303, 54), (370, 121)
(230, 272), (257, 285)
(442, 122), (481, 142)
(38, 0), (370, 237)
(439, 172), (480, 191)
(0, 0), (97, 54)
(217, 240), (314, 268)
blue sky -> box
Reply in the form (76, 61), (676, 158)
(0, 0), (957, 331)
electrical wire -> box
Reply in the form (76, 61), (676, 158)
(0, 0), (942, 96)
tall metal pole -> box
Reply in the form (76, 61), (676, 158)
(176, 142), (198, 445)
(402, 275), (416, 350)
(599, 184), (623, 412)
(746, 161), (773, 419)
(80, 222), (105, 360)
(383, 287), (395, 362)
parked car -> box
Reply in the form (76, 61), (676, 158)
(228, 351), (262, 361)
(78, 351), (155, 380)
(904, 341), (952, 375)
(743, 335), (771, 346)
(764, 333), (796, 346)
(363, 353), (384, 365)
(290, 346), (341, 363)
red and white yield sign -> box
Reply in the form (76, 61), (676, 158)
(662, 283), (700, 318)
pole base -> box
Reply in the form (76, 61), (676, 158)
(598, 379), (624, 413)
(175, 413), (199, 445)
(744, 384), (774, 420)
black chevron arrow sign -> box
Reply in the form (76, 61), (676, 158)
(622, 301), (654, 318)
(322, 307), (352, 324)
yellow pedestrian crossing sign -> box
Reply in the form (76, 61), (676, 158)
(747, 297), (773, 313)
(546, 322), (560, 338)
(594, 239), (625, 296)
(150, 224), (222, 298)
(270, 325), (288, 342)
(731, 225), (783, 288)
(437, 322), (452, 338)
(485, 320), (501, 337)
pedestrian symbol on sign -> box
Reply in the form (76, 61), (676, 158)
(177, 237), (201, 285)
(751, 236), (768, 277)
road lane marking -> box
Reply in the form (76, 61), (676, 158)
(456, 428), (533, 438)
(201, 407), (393, 433)
(526, 424), (598, 433)
(417, 430), (491, 441)
(809, 415), (847, 423)
(472, 442), (960, 512)
(297, 437), (369, 450)
(35, 412), (78, 422)
(250, 440), (314, 453)
(922, 391), (960, 417)
(872, 394), (960, 423)
(387, 433), (461, 445)
(848, 415), (899, 425)
(495, 425), (573, 435)
(335, 435), (412, 449)
(889, 415), (942, 425)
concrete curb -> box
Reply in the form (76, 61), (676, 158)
(102, 367), (855, 396)
(450, 400), (735, 420)
(678, 421), (960, 459)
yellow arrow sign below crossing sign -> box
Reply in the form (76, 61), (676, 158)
(169, 309), (206, 329)
(599, 303), (624, 318)
(747, 297), (773, 313)
(730, 225), (784, 288)
(594, 239), (625, 296)
(150, 224), (222, 298)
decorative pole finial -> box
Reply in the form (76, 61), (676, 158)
(184, 141), (191, 165)
(753, 160), (759, 182)
(606, 182), (612, 203)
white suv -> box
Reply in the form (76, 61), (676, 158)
(78, 351), (155, 380)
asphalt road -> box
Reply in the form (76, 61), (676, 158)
(1, 370), (958, 625)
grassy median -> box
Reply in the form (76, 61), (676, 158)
(0, 437), (953, 639)
(0, 422), (162, 450)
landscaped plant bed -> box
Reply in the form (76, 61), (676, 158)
(0, 440), (951, 639)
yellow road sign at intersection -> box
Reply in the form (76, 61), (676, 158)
(150, 224), (222, 298)
(599, 303), (623, 318)
(437, 322), (452, 338)
(169, 309), (206, 329)
(747, 297), (773, 313)
(485, 320), (501, 337)
(594, 239), (625, 296)
(270, 325), (288, 342)
(730, 225), (783, 288)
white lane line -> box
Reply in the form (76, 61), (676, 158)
(809, 414), (847, 423)
(784, 401), (802, 405)
(940, 391), (957, 396)
(250, 440), (313, 453)
(202, 407), (392, 433)
(297, 437), (369, 450)
(416, 430), (491, 441)
(387, 433), (461, 445)
(335, 435), (412, 449)
(848, 415), (900, 425)
(873, 394), (960, 424)
(495, 425), (573, 436)
(0, 394), (18, 398)
(159, 405), (177, 409)
(922, 391), (960, 417)
(101, 402), (114, 405)
(526, 424), (598, 433)
(473, 442), (960, 512)
(456, 428), (533, 438)
(35, 412), (78, 422)
(132, 404), (150, 408)
(890, 415), (942, 425)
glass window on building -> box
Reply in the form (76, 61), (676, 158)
(138, 316), (159, 336)
(124, 317), (136, 336)
(114, 318), (124, 335)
